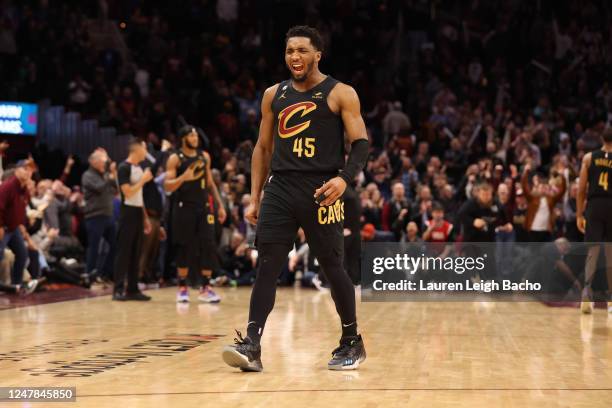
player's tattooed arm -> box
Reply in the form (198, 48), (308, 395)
(163, 153), (197, 193)
(204, 151), (227, 224)
(576, 152), (591, 233)
(246, 84), (279, 225)
(314, 83), (368, 207)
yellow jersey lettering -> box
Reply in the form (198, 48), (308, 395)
(318, 207), (326, 224)
(318, 200), (345, 224)
(327, 206), (336, 224)
(331, 202), (338, 221)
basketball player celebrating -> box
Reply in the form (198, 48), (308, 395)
(577, 128), (612, 314)
(222, 26), (368, 372)
(164, 126), (227, 303)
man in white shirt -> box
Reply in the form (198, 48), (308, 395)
(113, 138), (153, 301)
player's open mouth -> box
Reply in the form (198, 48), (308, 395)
(292, 64), (304, 73)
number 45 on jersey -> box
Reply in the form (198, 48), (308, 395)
(293, 137), (315, 158)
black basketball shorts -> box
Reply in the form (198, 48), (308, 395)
(584, 198), (612, 243)
(255, 172), (344, 260)
(172, 200), (219, 270)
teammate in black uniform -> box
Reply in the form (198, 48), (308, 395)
(222, 26), (369, 372)
(164, 126), (227, 303)
(577, 128), (612, 314)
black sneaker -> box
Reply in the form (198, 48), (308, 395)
(328, 334), (366, 370)
(112, 292), (127, 301)
(222, 330), (263, 372)
(124, 291), (151, 301)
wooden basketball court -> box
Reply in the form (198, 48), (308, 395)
(1, 287), (611, 407)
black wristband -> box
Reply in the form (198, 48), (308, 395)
(339, 138), (368, 185)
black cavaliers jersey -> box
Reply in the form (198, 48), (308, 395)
(270, 76), (345, 174)
(588, 150), (612, 199)
(175, 149), (208, 205)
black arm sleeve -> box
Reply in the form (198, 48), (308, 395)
(117, 162), (131, 187)
(339, 138), (368, 185)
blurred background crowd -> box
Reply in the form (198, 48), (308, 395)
(0, 0), (611, 296)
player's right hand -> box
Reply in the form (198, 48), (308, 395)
(245, 201), (260, 225)
(181, 164), (199, 181)
(576, 215), (586, 234)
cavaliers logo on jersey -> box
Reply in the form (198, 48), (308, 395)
(277, 101), (317, 138)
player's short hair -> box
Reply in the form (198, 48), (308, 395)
(285, 25), (324, 52)
(178, 125), (196, 139)
(603, 127), (612, 143)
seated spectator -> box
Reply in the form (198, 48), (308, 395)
(0, 247), (38, 295)
(423, 201), (455, 257)
(215, 232), (253, 286)
(44, 180), (83, 259)
(383, 182), (411, 240)
(410, 194), (433, 232)
(361, 184), (385, 230)
(402, 221), (423, 243)
(532, 238), (581, 299)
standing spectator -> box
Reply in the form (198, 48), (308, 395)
(0, 140), (8, 179)
(520, 164), (567, 242)
(81, 148), (117, 281)
(382, 101), (411, 144)
(495, 183), (516, 278)
(458, 183), (509, 243)
(458, 182), (510, 280)
(512, 189), (529, 242)
(68, 74), (92, 111)
(0, 161), (32, 286)
(113, 138), (153, 301)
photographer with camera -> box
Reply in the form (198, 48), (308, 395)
(82, 147), (117, 282)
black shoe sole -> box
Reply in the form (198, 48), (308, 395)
(124, 292), (151, 301)
(222, 346), (263, 372)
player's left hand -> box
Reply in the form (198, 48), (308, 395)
(576, 215), (586, 234)
(144, 218), (152, 235)
(218, 207), (227, 224)
(314, 177), (347, 207)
